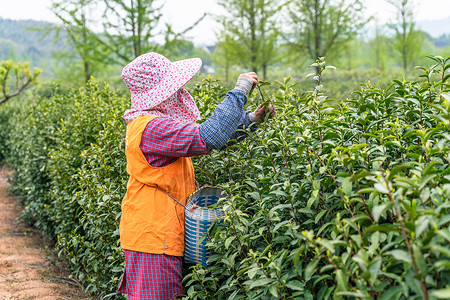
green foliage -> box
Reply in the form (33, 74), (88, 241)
(0, 60), (42, 105)
(6, 83), (72, 235)
(0, 110), (9, 163)
(184, 56), (450, 299)
(2, 56), (449, 299)
(217, 0), (283, 79)
(286, 0), (368, 66)
(6, 79), (128, 298)
(0, 18), (60, 63)
(387, 0), (425, 71)
(0, 98), (20, 163)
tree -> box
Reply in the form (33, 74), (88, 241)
(217, 0), (283, 80)
(213, 32), (241, 82)
(52, 0), (103, 82)
(99, 0), (163, 64)
(99, 0), (206, 64)
(159, 19), (209, 60)
(338, 38), (364, 71)
(50, 0), (205, 81)
(387, 0), (424, 71)
(0, 60), (41, 105)
(286, 0), (367, 71)
(367, 25), (389, 71)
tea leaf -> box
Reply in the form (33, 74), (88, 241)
(342, 177), (352, 196)
(285, 280), (305, 291)
(335, 269), (349, 292)
(374, 182), (389, 194)
(248, 278), (275, 289)
(387, 250), (411, 264)
(305, 258), (319, 281)
(372, 202), (393, 223)
(431, 288), (450, 299)
(381, 286), (403, 300)
(225, 236), (235, 249)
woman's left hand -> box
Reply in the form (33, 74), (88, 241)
(252, 104), (276, 123)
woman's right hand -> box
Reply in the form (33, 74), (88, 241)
(234, 72), (258, 95)
(238, 72), (258, 89)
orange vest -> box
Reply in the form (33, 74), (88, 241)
(119, 115), (196, 256)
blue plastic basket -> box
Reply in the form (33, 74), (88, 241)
(184, 187), (226, 266)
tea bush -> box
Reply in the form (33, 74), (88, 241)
(1, 56), (449, 299)
(0, 102), (15, 163)
(5, 80), (129, 296)
(184, 57), (450, 300)
(6, 86), (74, 235)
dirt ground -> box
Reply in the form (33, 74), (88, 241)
(0, 166), (90, 300)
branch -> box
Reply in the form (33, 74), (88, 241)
(0, 77), (32, 105)
(0, 61), (40, 106)
(1, 67), (11, 101)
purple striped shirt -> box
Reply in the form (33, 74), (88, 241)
(139, 89), (255, 167)
(140, 117), (211, 167)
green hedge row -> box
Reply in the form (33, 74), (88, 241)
(184, 58), (450, 299)
(3, 81), (129, 297)
(0, 56), (449, 299)
(0, 106), (12, 163)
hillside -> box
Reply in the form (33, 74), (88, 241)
(2, 16), (450, 65)
(1, 16), (450, 81)
(418, 16), (450, 39)
(0, 18), (61, 65)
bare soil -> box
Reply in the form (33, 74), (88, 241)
(0, 166), (90, 300)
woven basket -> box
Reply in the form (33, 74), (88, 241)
(184, 186), (226, 266)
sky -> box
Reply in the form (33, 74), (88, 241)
(1, 0), (450, 45)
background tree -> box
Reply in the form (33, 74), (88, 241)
(52, 0), (102, 82)
(50, 0), (206, 82)
(367, 25), (389, 71)
(99, 0), (206, 64)
(213, 32), (242, 82)
(286, 0), (367, 71)
(338, 38), (364, 70)
(217, 0), (283, 80)
(0, 60), (41, 105)
(99, 0), (163, 64)
(160, 19), (209, 61)
(387, 0), (424, 71)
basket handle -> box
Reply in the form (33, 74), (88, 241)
(154, 186), (186, 208)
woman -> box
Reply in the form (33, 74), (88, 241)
(117, 52), (275, 299)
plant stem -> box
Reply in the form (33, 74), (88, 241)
(382, 174), (429, 300)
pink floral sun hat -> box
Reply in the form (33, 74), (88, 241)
(122, 52), (202, 123)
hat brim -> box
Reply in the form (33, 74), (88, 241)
(130, 57), (202, 107)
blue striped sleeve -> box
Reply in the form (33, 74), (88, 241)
(199, 89), (258, 150)
(225, 111), (258, 147)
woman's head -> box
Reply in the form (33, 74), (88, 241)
(122, 52), (202, 123)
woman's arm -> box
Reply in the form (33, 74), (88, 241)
(140, 87), (254, 163)
(140, 73), (274, 166)
(199, 75), (256, 150)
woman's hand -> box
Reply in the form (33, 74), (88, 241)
(238, 72), (258, 89)
(254, 104), (276, 120)
(250, 104), (276, 123)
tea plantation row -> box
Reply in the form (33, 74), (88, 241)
(0, 57), (449, 299)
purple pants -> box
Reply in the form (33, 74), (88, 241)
(118, 250), (183, 299)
